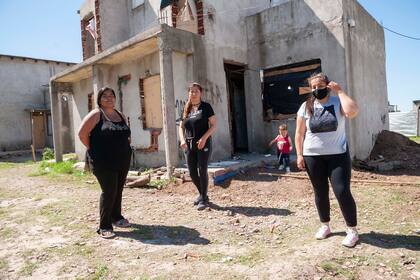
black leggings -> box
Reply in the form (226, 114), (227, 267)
(304, 151), (357, 227)
(93, 167), (129, 230)
(185, 139), (212, 200)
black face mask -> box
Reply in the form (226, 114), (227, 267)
(312, 87), (329, 100)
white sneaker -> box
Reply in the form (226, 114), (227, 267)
(315, 224), (331, 240)
(278, 165), (284, 170)
(342, 228), (359, 247)
(285, 167), (291, 173)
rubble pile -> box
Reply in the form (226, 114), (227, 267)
(354, 130), (420, 171)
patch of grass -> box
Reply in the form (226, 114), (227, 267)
(235, 249), (264, 267)
(41, 160), (76, 174)
(148, 177), (176, 189)
(0, 208), (8, 218)
(319, 257), (362, 279)
(139, 168), (153, 176)
(89, 264), (109, 280)
(28, 160), (90, 182)
(0, 227), (17, 239)
(0, 162), (16, 169)
(203, 252), (228, 262)
(390, 193), (403, 202)
(38, 204), (67, 224)
(42, 148), (54, 161)
(0, 258), (8, 270)
(409, 136), (420, 144)
(19, 260), (39, 276)
(48, 242), (95, 258)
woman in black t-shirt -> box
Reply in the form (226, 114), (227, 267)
(179, 83), (217, 210)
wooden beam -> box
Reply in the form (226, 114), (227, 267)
(264, 64), (321, 78)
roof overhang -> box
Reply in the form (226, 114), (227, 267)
(51, 25), (162, 83)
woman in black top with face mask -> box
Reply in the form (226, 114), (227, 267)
(179, 83), (217, 210)
(78, 87), (132, 239)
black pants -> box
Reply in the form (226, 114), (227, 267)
(277, 150), (290, 167)
(185, 139), (212, 201)
(93, 167), (129, 230)
(304, 151), (357, 227)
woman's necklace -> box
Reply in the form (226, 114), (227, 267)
(192, 102), (201, 107)
(101, 108), (118, 122)
(191, 102), (201, 114)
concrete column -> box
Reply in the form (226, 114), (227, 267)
(244, 69), (265, 153)
(49, 82), (63, 162)
(92, 65), (102, 106)
(159, 46), (178, 177)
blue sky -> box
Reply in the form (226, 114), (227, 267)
(0, 0), (419, 111)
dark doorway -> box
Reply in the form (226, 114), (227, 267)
(225, 63), (248, 153)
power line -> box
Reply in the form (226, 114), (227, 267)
(381, 25), (420, 41)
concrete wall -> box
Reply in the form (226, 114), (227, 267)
(244, 0), (388, 159)
(342, 0), (388, 159)
(0, 56), (72, 152)
(58, 92), (76, 154)
(99, 0), (130, 50)
(80, 0), (95, 19)
(245, 0), (348, 154)
(72, 77), (93, 158)
(173, 52), (193, 163)
(128, 0), (160, 37)
(192, 0), (273, 160)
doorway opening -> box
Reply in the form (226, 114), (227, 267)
(224, 63), (248, 154)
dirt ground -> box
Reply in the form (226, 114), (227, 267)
(0, 161), (419, 280)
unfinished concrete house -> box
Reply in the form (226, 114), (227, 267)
(0, 54), (74, 154)
(50, 0), (388, 170)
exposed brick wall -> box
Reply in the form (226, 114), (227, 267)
(94, 0), (103, 52)
(139, 78), (146, 130)
(88, 92), (94, 111)
(81, 17), (96, 60)
(196, 0), (205, 35)
(171, 3), (178, 28)
(81, 20), (88, 60)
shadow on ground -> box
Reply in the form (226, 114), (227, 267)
(116, 223), (210, 245)
(360, 231), (420, 251)
(209, 202), (293, 217)
(215, 168), (289, 188)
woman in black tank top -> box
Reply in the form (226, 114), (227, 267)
(78, 87), (132, 239)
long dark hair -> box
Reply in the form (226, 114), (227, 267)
(182, 82), (203, 119)
(306, 72), (330, 116)
(97, 87), (116, 108)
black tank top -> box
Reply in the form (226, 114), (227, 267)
(88, 110), (132, 171)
